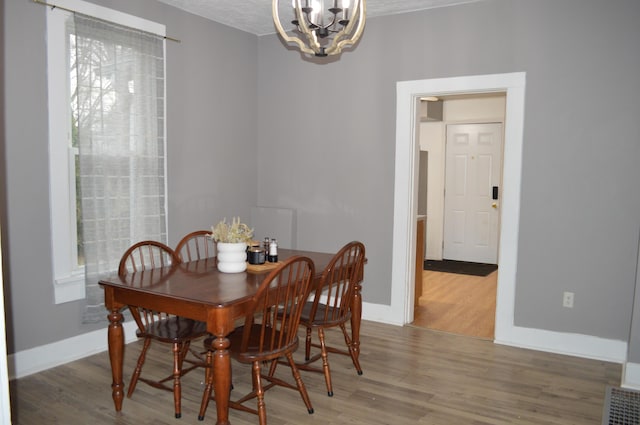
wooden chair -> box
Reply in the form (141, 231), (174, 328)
(175, 230), (215, 262)
(295, 241), (366, 396)
(198, 256), (316, 424)
(119, 240), (208, 418)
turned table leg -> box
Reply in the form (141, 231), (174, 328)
(107, 309), (125, 411)
(212, 336), (232, 425)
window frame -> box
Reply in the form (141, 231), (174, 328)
(47, 0), (167, 304)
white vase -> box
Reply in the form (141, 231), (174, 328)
(216, 242), (247, 273)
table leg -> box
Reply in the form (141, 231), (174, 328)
(107, 309), (125, 411)
(212, 336), (232, 425)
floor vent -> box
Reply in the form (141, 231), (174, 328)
(603, 386), (640, 425)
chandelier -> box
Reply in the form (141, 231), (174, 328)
(272, 0), (366, 57)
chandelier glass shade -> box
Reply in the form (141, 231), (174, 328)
(272, 0), (366, 57)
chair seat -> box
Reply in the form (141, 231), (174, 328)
(299, 302), (351, 327)
(138, 316), (208, 343)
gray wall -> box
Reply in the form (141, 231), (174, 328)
(2, 0), (640, 358)
(2, 0), (258, 353)
(256, 0), (640, 339)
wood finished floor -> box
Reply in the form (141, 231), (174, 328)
(10, 320), (619, 425)
(413, 270), (498, 339)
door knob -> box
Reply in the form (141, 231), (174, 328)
(492, 202), (498, 209)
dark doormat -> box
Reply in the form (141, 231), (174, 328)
(602, 386), (640, 424)
(423, 259), (498, 277)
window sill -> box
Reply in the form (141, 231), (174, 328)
(54, 274), (85, 304)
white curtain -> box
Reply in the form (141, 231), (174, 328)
(72, 14), (167, 323)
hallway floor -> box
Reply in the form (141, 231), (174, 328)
(412, 269), (498, 339)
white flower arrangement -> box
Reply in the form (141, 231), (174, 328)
(210, 217), (254, 244)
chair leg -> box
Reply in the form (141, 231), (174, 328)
(179, 341), (190, 368)
(253, 361), (268, 425)
(340, 323), (363, 375)
(285, 353), (314, 414)
(198, 351), (214, 421)
(305, 327), (312, 361)
(127, 337), (151, 397)
(172, 343), (182, 418)
(317, 328), (333, 396)
(267, 358), (279, 378)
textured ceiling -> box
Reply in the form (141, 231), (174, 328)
(154, 0), (482, 36)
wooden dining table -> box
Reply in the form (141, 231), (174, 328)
(99, 248), (363, 425)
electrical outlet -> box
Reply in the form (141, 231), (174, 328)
(563, 291), (574, 308)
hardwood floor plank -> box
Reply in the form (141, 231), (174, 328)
(10, 321), (619, 424)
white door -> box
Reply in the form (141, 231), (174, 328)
(443, 123), (503, 264)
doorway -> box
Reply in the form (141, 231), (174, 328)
(414, 96), (504, 338)
(390, 72), (526, 344)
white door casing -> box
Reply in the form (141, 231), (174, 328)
(392, 72), (526, 343)
(0, 224), (11, 424)
(443, 123), (503, 264)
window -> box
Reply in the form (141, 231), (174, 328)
(47, 0), (167, 305)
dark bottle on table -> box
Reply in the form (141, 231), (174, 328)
(263, 237), (270, 258)
(268, 238), (278, 262)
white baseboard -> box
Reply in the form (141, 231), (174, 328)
(495, 325), (627, 364)
(622, 362), (640, 390)
(8, 321), (139, 380)
(7, 303), (629, 381)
